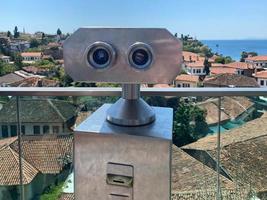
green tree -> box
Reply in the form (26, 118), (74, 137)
(13, 53), (23, 69)
(7, 31), (11, 38)
(173, 100), (208, 147)
(0, 61), (17, 75)
(203, 57), (211, 75)
(14, 26), (20, 38)
(57, 28), (62, 36)
(30, 38), (41, 48)
(240, 51), (258, 62)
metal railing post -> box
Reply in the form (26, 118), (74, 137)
(16, 96), (24, 200)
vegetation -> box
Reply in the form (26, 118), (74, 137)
(240, 51), (258, 62)
(177, 33), (213, 57)
(57, 28), (62, 36)
(173, 99), (208, 147)
(203, 58), (211, 75)
(13, 26), (20, 38)
(0, 61), (18, 75)
(215, 55), (234, 64)
(40, 182), (64, 200)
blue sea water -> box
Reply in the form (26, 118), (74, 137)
(201, 40), (267, 61)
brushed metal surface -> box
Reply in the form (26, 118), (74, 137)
(75, 104), (172, 200)
(64, 28), (182, 84)
(106, 98), (155, 126)
(76, 104), (172, 139)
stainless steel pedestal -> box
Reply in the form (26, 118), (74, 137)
(75, 104), (173, 200)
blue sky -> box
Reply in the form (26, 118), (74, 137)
(1, 0), (267, 39)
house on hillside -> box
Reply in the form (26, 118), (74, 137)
(0, 55), (11, 63)
(175, 74), (199, 87)
(0, 98), (77, 138)
(0, 73), (25, 87)
(245, 55), (267, 70)
(254, 71), (267, 88)
(225, 61), (254, 76)
(182, 112), (267, 199)
(0, 135), (72, 200)
(21, 52), (42, 63)
(9, 41), (30, 52)
(204, 74), (259, 87)
(182, 51), (205, 63)
(185, 61), (206, 76)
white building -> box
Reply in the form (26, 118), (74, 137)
(245, 55), (267, 69)
(0, 55), (11, 63)
(21, 52), (42, 62)
(186, 61), (206, 76)
(254, 71), (267, 88)
(175, 74), (199, 88)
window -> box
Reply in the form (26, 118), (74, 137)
(182, 83), (190, 87)
(2, 125), (8, 138)
(33, 126), (40, 135)
(53, 126), (60, 134)
(177, 84), (181, 87)
(10, 125), (17, 137)
(21, 125), (25, 135)
(43, 125), (50, 134)
(260, 80), (264, 86)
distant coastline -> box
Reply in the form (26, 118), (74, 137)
(201, 40), (267, 61)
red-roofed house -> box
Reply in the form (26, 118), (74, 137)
(254, 71), (267, 87)
(210, 67), (237, 75)
(245, 55), (267, 69)
(185, 61), (206, 76)
(226, 62), (254, 76)
(182, 51), (205, 63)
(21, 52), (43, 62)
(175, 74), (199, 87)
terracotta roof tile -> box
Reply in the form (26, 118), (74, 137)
(245, 55), (267, 62)
(254, 70), (267, 78)
(226, 62), (252, 70)
(175, 74), (199, 82)
(0, 137), (38, 185)
(204, 74), (259, 87)
(59, 193), (74, 200)
(11, 135), (73, 174)
(182, 51), (205, 63)
(21, 52), (42, 57)
(186, 61), (204, 68)
(210, 67), (236, 75)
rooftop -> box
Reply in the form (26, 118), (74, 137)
(0, 135), (73, 185)
(186, 61), (204, 68)
(226, 62), (252, 70)
(21, 52), (42, 57)
(175, 74), (199, 82)
(210, 67), (236, 75)
(204, 74), (259, 87)
(0, 98), (77, 123)
(245, 55), (267, 62)
(254, 70), (267, 78)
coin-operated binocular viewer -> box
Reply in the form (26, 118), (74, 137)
(64, 28), (182, 200)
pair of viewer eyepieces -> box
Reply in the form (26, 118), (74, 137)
(86, 41), (153, 70)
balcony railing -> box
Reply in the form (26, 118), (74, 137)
(0, 87), (266, 200)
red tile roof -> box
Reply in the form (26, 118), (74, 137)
(254, 71), (267, 78)
(182, 51), (205, 63)
(210, 67), (236, 75)
(0, 137), (38, 185)
(0, 135), (73, 185)
(186, 61), (204, 68)
(153, 84), (172, 88)
(245, 55), (267, 62)
(21, 52), (42, 57)
(175, 74), (199, 82)
(226, 62), (252, 70)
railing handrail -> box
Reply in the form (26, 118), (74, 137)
(0, 87), (267, 97)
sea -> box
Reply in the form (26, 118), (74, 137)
(201, 40), (267, 61)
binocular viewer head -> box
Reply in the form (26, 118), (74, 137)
(64, 28), (182, 84)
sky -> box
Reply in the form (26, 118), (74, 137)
(1, 0), (267, 40)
